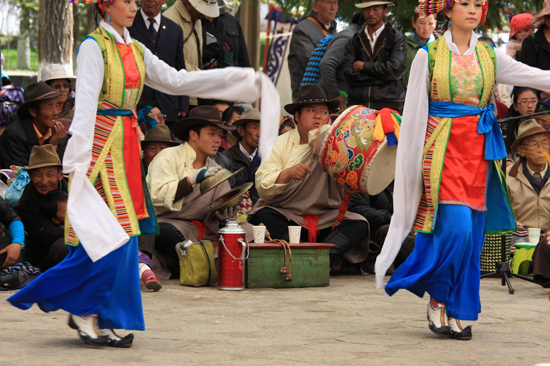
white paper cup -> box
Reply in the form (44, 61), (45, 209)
(288, 226), (302, 244)
(528, 228), (542, 244)
(253, 226), (266, 244)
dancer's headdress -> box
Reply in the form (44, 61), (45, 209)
(418, 0), (489, 25)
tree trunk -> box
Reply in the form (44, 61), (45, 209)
(72, 4), (80, 67)
(86, 5), (97, 35)
(38, 0), (74, 72)
(17, 5), (31, 70)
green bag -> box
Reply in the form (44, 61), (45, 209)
(177, 240), (217, 286)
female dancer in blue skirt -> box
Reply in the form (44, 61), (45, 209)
(8, 0), (276, 347)
(375, 0), (550, 340)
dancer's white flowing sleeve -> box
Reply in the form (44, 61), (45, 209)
(374, 49), (430, 289)
(494, 49), (550, 93)
(65, 39), (130, 262)
(141, 44), (280, 159)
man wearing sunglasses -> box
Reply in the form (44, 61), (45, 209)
(40, 64), (76, 114)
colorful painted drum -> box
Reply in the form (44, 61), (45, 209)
(319, 105), (398, 196)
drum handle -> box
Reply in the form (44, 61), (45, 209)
(219, 236), (249, 261)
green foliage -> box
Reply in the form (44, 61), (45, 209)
(0, 45), (39, 71)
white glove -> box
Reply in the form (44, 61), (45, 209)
(188, 166), (222, 185)
(215, 206), (239, 221)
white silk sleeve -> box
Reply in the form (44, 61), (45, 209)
(375, 49), (431, 288)
(495, 48), (550, 93)
(140, 43), (280, 159)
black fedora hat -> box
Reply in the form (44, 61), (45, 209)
(173, 106), (236, 140)
(17, 81), (64, 119)
(284, 84), (340, 115)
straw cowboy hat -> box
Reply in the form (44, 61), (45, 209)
(511, 119), (550, 152)
(40, 64), (76, 90)
(24, 144), (62, 171)
(142, 124), (180, 147)
(17, 81), (64, 119)
(189, 0), (219, 18)
(233, 108), (261, 127)
(355, 0), (395, 8)
(284, 84), (340, 115)
(532, 0), (550, 28)
(174, 106), (236, 140)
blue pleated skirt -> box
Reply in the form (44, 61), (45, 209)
(385, 204), (486, 321)
(7, 236), (144, 331)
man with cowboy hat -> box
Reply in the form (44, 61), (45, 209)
(343, 0), (407, 111)
(507, 119), (550, 288)
(15, 144), (68, 272)
(144, 105), (249, 279)
(220, 108), (261, 207)
(249, 85), (369, 265)
(141, 123), (180, 174)
(164, 0), (220, 109)
(0, 81), (67, 169)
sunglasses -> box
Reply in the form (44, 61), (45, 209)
(51, 82), (71, 90)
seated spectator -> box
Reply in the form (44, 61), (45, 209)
(220, 108), (261, 211)
(38, 190), (68, 227)
(348, 188), (415, 269)
(0, 53), (24, 130)
(279, 116), (296, 135)
(506, 120), (550, 287)
(249, 85), (369, 265)
(0, 82), (67, 169)
(40, 64), (76, 114)
(0, 196), (25, 269)
(141, 124), (180, 175)
(16, 145), (68, 272)
(144, 106), (249, 279)
(503, 87), (540, 164)
(221, 105), (244, 148)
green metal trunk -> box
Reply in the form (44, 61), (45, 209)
(245, 243), (334, 288)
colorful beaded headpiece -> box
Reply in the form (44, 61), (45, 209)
(68, 0), (112, 3)
(418, 0), (489, 25)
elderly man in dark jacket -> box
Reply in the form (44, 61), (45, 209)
(0, 82), (67, 169)
(288, 0), (338, 101)
(16, 145), (68, 272)
(343, 0), (407, 111)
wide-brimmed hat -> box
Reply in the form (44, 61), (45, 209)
(233, 108), (261, 127)
(24, 144), (62, 171)
(284, 85), (340, 115)
(173, 106), (236, 140)
(40, 64), (76, 90)
(142, 124), (180, 147)
(511, 119), (550, 152)
(355, 0), (394, 8)
(533, 0), (550, 28)
(189, 0), (219, 18)
(509, 13), (534, 38)
(17, 81), (64, 119)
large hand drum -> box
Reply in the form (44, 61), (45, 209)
(320, 105), (399, 196)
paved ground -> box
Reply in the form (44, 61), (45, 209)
(1, 275), (549, 366)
